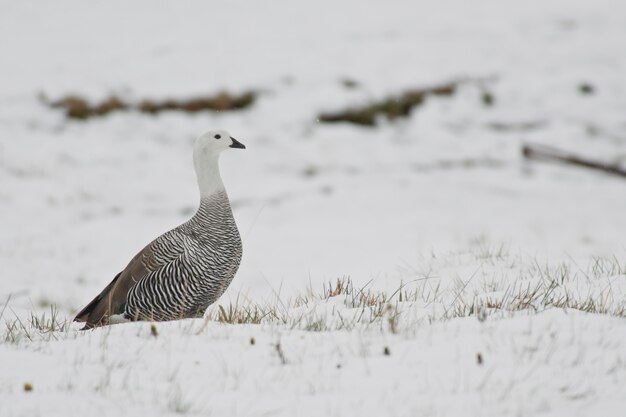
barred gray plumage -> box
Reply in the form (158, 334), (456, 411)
(74, 129), (246, 329)
(125, 191), (242, 321)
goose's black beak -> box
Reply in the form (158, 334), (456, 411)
(230, 137), (246, 149)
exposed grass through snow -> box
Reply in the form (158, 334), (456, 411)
(41, 90), (257, 120)
(2, 253), (624, 344)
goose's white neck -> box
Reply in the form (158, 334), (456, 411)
(194, 152), (225, 198)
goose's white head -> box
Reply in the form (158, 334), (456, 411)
(193, 129), (246, 157)
(193, 129), (245, 197)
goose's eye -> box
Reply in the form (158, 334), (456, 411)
(214, 134), (221, 139)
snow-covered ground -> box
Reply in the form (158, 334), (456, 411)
(1, 0), (626, 415)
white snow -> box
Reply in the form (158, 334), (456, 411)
(1, 0), (626, 415)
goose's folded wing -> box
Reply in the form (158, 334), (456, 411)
(74, 230), (187, 328)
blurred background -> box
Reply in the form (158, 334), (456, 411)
(1, 0), (625, 316)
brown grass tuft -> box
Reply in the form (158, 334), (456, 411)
(318, 81), (461, 127)
(44, 90), (257, 120)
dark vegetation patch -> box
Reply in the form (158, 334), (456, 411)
(481, 90), (495, 107)
(578, 82), (595, 95)
(42, 91), (257, 120)
(340, 78), (360, 89)
(138, 92), (256, 115)
(318, 81), (460, 127)
(45, 95), (127, 119)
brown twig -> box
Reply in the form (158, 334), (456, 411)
(522, 144), (626, 179)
